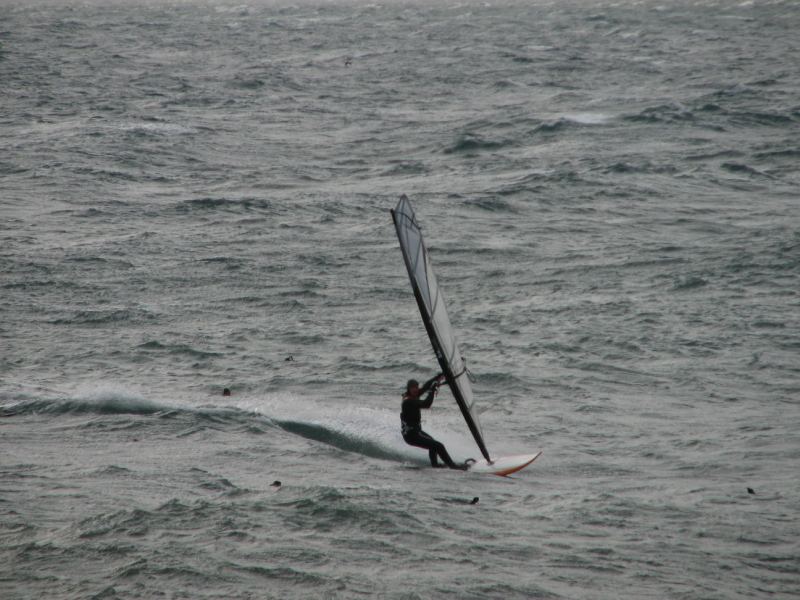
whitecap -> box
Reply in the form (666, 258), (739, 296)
(561, 112), (613, 125)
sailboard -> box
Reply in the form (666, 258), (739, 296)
(390, 195), (540, 476)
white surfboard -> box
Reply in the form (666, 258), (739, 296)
(466, 451), (542, 476)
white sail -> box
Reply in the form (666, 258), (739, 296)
(390, 195), (490, 461)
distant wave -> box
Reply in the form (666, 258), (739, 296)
(116, 120), (197, 137)
(560, 112), (613, 125)
(753, 148), (800, 160)
(230, 76), (265, 90)
(624, 97), (797, 131)
(175, 197), (274, 213)
(444, 132), (510, 154)
(686, 149), (746, 161)
(463, 196), (518, 213)
(136, 340), (224, 360)
(380, 160), (428, 177)
(527, 114), (613, 138)
(720, 162), (773, 178)
(0, 386), (244, 421)
(671, 275), (709, 291)
(2, 393), (173, 417)
(49, 307), (155, 326)
(624, 103), (697, 125)
(491, 167), (596, 196)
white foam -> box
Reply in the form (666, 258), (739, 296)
(561, 112), (613, 125)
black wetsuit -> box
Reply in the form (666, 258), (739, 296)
(401, 375), (458, 469)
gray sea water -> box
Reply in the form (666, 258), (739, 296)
(2, 0), (799, 598)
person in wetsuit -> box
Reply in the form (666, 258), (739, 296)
(401, 374), (466, 470)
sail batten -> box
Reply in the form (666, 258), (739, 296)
(391, 195), (491, 462)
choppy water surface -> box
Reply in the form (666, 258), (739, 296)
(2, 0), (799, 598)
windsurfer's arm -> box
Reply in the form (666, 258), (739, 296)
(419, 375), (443, 409)
(420, 373), (444, 393)
(419, 390), (435, 409)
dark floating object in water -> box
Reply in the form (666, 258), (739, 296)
(747, 487), (755, 495)
(470, 497), (479, 504)
(285, 355), (294, 362)
(222, 388), (231, 396)
(271, 480), (282, 488)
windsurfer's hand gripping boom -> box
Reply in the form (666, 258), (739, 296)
(422, 373), (446, 394)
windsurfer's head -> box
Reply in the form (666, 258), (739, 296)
(405, 379), (420, 397)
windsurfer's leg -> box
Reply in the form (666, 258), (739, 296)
(404, 430), (444, 467)
(419, 431), (457, 469)
(433, 443), (459, 469)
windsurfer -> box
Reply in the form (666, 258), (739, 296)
(401, 374), (467, 470)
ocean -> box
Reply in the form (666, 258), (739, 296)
(1, 0), (799, 598)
